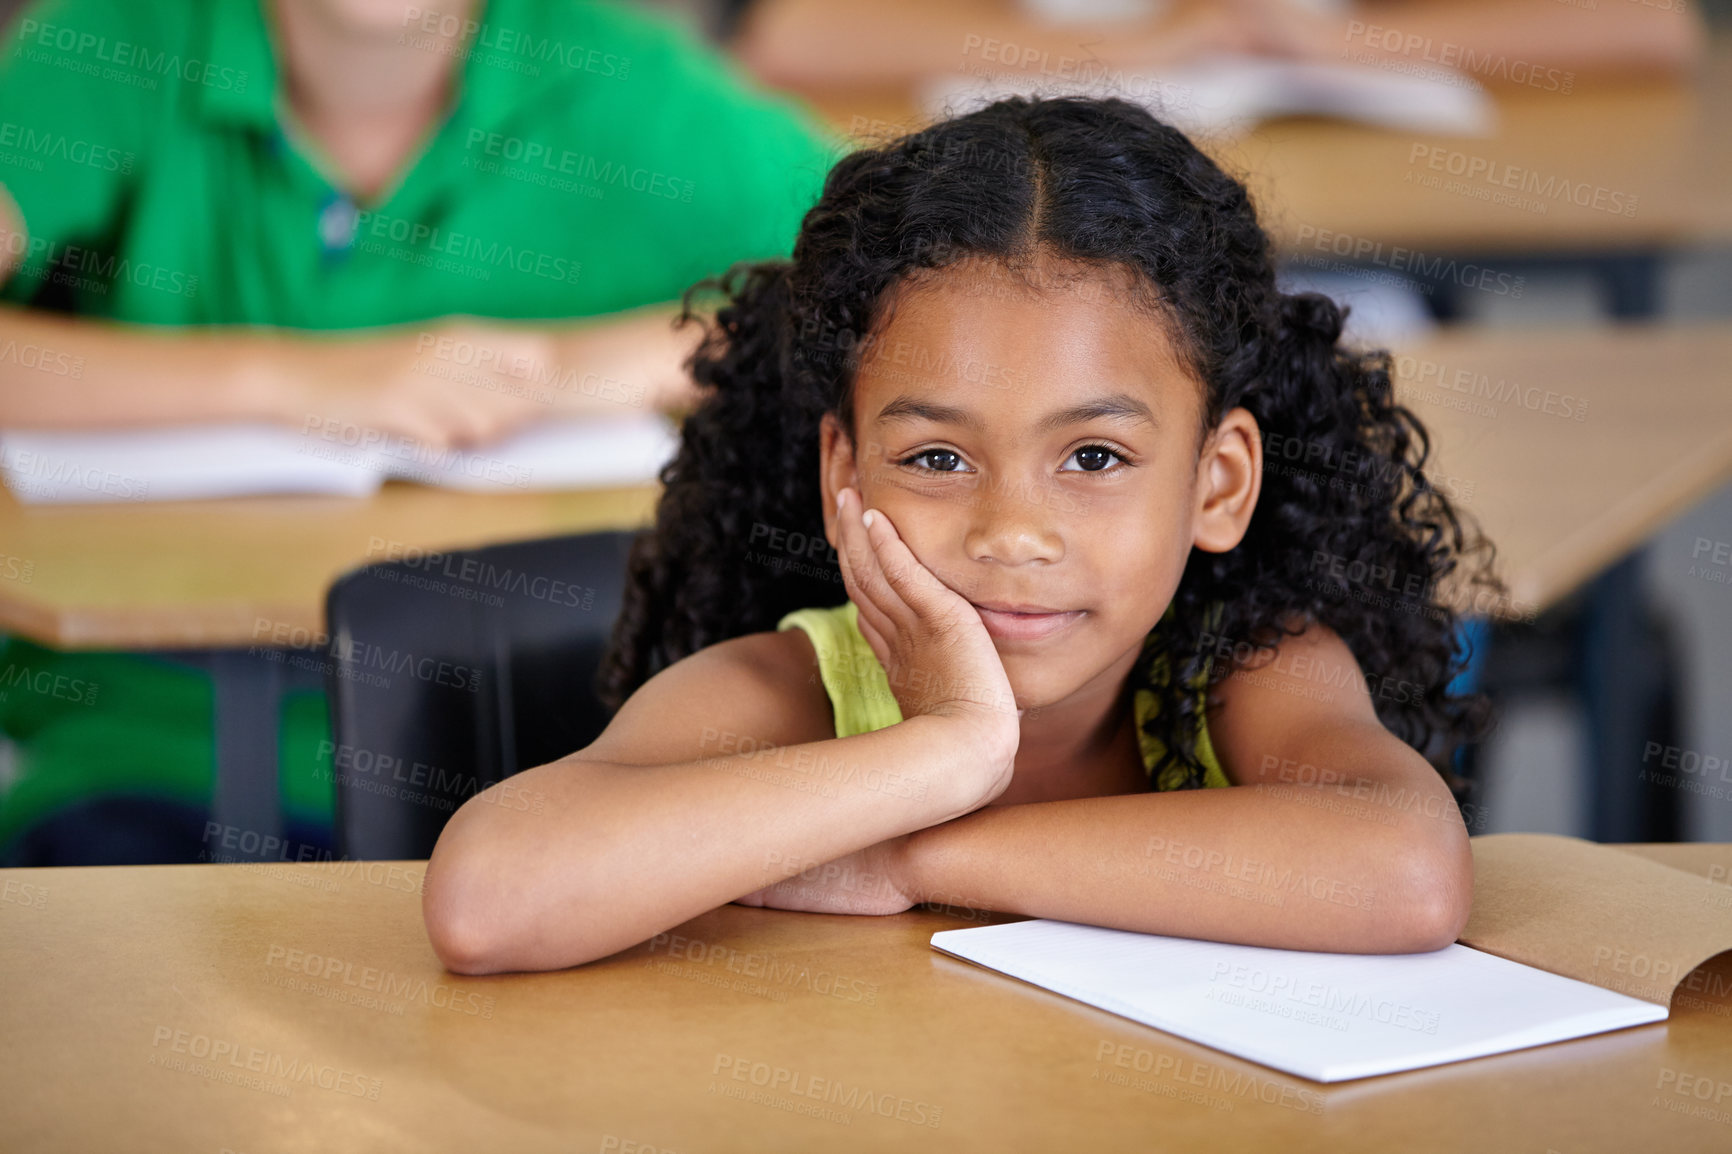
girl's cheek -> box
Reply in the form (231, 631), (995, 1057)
(893, 519), (975, 595)
(875, 492), (942, 548)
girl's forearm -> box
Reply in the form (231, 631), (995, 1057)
(423, 713), (994, 974)
(905, 758), (1473, 954)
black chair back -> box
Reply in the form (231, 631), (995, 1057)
(324, 530), (638, 859)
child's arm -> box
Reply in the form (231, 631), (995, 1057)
(897, 622), (1473, 953)
(421, 632), (1018, 976)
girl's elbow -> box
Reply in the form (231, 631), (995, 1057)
(422, 814), (615, 975)
(423, 844), (512, 975)
(422, 807), (540, 974)
(424, 894), (604, 976)
(1390, 829), (1474, 952)
(1398, 879), (1472, 953)
(425, 904), (500, 975)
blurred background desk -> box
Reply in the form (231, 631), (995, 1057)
(0, 483), (656, 860)
(0, 484), (656, 648)
(1401, 324), (1732, 615)
(802, 34), (1732, 318)
(1398, 325), (1732, 844)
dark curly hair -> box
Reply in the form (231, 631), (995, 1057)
(598, 95), (1500, 787)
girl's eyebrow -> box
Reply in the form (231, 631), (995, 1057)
(1036, 394), (1159, 433)
(873, 392), (1158, 433)
(874, 396), (979, 429)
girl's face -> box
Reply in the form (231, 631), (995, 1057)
(819, 255), (1262, 712)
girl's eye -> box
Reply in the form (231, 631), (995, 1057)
(901, 448), (971, 474)
(1060, 444), (1126, 473)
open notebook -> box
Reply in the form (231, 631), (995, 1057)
(931, 835), (1732, 1082)
(921, 51), (1496, 139)
(0, 414), (681, 503)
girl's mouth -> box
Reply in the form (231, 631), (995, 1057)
(970, 602), (1086, 642)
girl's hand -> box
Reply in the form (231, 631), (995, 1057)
(733, 835), (919, 916)
(834, 486), (1019, 806)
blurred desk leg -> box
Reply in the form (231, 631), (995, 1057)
(206, 650), (285, 862)
(1580, 552), (1682, 842)
(158, 649), (324, 863)
(1472, 549), (1683, 842)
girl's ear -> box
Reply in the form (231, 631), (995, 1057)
(819, 411), (860, 549)
(1192, 406), (1262, 554)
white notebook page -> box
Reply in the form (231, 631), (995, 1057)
(930, 919), (1667, 1082)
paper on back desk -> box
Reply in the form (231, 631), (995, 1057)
(921, 52), (1495, 139)
(929, 920), (1665, 1083)
(0, 414), (679, 503)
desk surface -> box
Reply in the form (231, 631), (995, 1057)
(1396, 323), (1732, 615)
(1, 843), (1729, 1153)
(1, 325), (1726, 647)
(0, 481), (656, 650)
(802, 34), (1732, 254)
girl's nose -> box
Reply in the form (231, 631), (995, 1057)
(962, 481), (1066, 566)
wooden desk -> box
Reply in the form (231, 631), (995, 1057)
(0, 481), (657, 650)
(0, 481), (659, 860)
(800, 34), (1732, 255)
(1395, 323), (1732, 618)
(2, 844), (1729, 1153)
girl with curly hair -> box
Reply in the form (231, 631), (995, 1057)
(423, 95), (1498, 976)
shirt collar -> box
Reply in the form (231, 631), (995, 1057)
(195, 0), (280, 130)
(449, 0), (519, 134)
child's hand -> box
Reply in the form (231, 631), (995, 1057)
(733, 835), (918, 916)
(834, 486), (1020, 802)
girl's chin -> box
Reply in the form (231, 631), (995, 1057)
(999, 650), (1142, 718)
(997, 668), (1083, 717)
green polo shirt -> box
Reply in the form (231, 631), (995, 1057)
(0, 0), (839, 854)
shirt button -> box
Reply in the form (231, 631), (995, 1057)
(318, 194), (359, 254)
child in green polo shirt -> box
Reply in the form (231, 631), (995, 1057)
(0, 0), (840, 861)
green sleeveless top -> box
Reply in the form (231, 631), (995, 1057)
(776, 601), (1231, 791)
